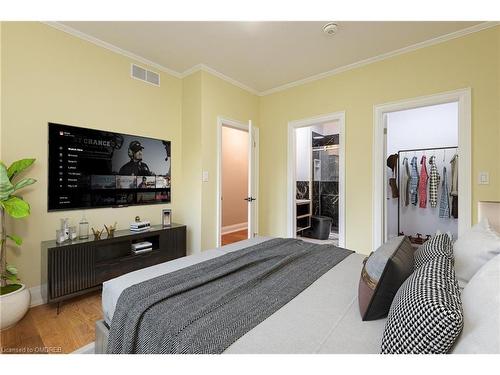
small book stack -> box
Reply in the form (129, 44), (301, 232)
(130, 221), (151, 232)
(131, 241), (153, 254)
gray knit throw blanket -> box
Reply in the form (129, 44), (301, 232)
(108, 238), (353, 354)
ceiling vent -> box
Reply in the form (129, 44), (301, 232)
(131, 64), (160, 86)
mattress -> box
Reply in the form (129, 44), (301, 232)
(102, 237), (386, 354)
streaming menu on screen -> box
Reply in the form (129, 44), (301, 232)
(48, 123), (171, 211)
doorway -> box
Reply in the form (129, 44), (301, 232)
(287, 112), (345, 247)
(386, 102), (459, 245)
(373, 89), (471, 250)
(216, 117), (259, 247)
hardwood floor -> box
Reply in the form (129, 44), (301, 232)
(221, 229), (248, 246)
(1, 230), (247, 354)
(1, 291), (102, 354)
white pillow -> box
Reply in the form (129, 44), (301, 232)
(454, 218), (500, 287)
(452, 254), (500, 353)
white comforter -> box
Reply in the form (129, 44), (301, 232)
(102, 237), (386, 353)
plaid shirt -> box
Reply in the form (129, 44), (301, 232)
(409, 156), (419, 206)
(428, 155), (440, 208)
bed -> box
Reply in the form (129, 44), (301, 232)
(95, 203), (500, 354)
(96, 237), (386, 354)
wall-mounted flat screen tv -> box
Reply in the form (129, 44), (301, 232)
(48, 123), (171, 211)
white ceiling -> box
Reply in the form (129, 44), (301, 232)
(59, 21), (484, 94)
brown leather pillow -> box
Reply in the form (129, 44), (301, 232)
(358, 236), (414, 321)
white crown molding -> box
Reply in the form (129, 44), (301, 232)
(259, 21), (500, 96)
(43, 21), (499, 98)
(42, 21), (259, 94)
(181, 64), (260, 95)
(43, 21), (183, 78)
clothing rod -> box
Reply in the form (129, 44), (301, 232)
(396, 145), (458, 236)
(312, 145), (338, 151)
(398, 146), (458, 154)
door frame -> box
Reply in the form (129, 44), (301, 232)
(287, 111), (346, 247)
(247, 121), (259, 240)
(216, 116), (249, 247)
(372, 88), (472, 250)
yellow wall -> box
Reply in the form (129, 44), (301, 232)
(1, 21), (499, 290)
(1, 22), (183, 287)
(0, 23), (260, 290)
(180, 71), (203, 252)
(259, 26), (500, 254)
(200, 71), (259, 250)
(0, 23), (3, 159)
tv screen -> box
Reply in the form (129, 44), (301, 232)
(48, 123), (171, 211)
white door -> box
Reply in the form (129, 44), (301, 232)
(247, 121), (259, 238)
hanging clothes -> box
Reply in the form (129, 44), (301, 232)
(418, 155), (429, 208)
(409, 156), (419, 206)
(387, 154), (399, 198)
(401, 157), (410, 207)
(428, 155), (440, 208)
(450, 154), (459, 218)
(439, 166), (451, 219)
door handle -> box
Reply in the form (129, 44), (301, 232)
(244, 197), (256, 202)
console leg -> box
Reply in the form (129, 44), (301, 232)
(57, 301), (62, 315)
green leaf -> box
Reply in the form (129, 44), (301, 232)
(6, 265), (18, 275)
(7, 158), (35, 180)
(0, 284), (23, 295)
(6, 234), (22, 246)
(4, 273), (20, 283)
(13, 177), (36, 192)
(0, 163), (14, 201)
(1, 196), (30, 218)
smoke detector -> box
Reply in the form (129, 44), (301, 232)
(323, 22), (338, 36)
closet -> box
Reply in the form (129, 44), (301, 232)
(386, 102), (459, 246)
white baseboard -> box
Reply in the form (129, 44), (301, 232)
(221, 222), (248, 235)
(29, 284), (47, 307)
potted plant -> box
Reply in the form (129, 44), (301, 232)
(0, 158), (36, 330)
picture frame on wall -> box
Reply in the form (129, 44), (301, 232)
(162, 208), (172, 227)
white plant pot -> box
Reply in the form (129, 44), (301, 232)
(0, 284), (30, 331)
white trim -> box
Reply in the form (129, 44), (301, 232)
(181, 64), (260, 96)
(372, 88), (472, 250)
(221, 222), (248, 235)
(260, 22), (498, 96)
(42, 22), (258, 95)
(216, 117), (249, 247)
(29, 284), (46, 307)
(248, 121), (260, 238)
(42, 21), (498, 97)
(287, 112), (346, 247)
(43, 22), (182, 78)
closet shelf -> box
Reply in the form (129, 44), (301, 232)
(296, 199), (311, 205)
(296, 213), (312, 219)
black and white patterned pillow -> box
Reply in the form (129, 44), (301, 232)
(380, 256), (463, 354)
(414, 233), (453, 269)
